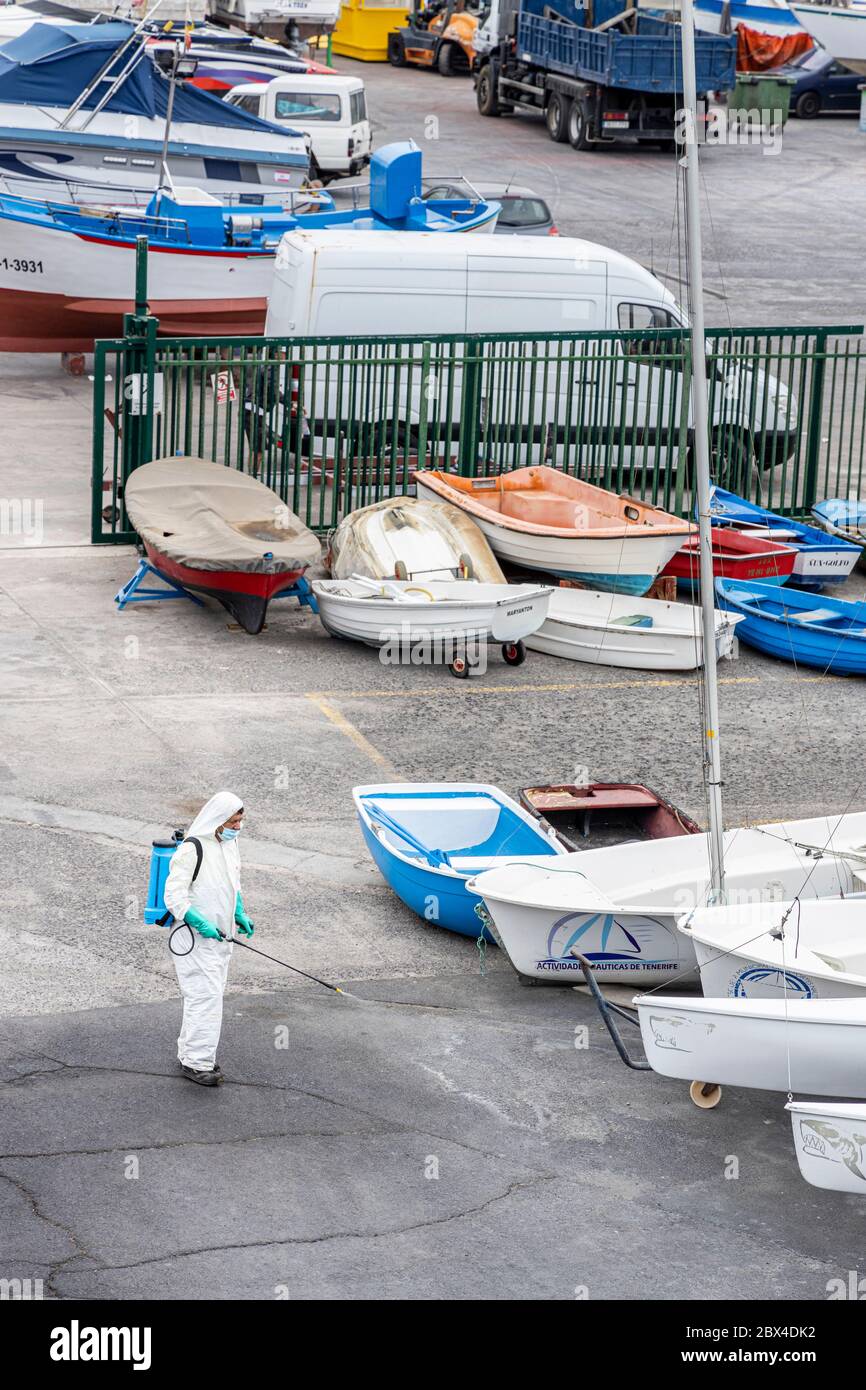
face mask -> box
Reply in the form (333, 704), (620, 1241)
(220, 825), (242, 841)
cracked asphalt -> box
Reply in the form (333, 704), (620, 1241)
(1, 78), (865, 1302)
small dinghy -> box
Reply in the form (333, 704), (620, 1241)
(353, 783), (567, 938)
(328, 496), (505, 584)
(467, 811), (866, 985)
(634, 993), (866, 1098)
(524, 585), (741, 670)
(123, 456), (321, 634)
(787, 1100), (866, 1192)
(415, 466), (692, 595)
(518, 783), (701, 852)
(708, 485), (860, 589)
(688, 897), (866, 1001)
(660, 525), (796, 590)
(715, 577), (866, 675)
(811, 498), (866, 571)
(312, 577), (550, 675)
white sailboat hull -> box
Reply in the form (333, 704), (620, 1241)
(635, 994), (866, 1096)
(524, 586), (742, 670)
(788, 3), (866, 74)
(787, 1101), (866, 1192)
(469, 813), (866, 985)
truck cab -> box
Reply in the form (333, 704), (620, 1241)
(225, 74), (372, 180)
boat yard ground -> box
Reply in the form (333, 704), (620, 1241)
(1, 77), (865, 1302)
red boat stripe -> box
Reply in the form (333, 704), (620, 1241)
(75, 234), (260, 258)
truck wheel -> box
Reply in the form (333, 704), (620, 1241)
(545, 93), (569, 143)
(387, 33), (406, 67)
(567, 99), (593, 151)
(437, 42), (455, 76)
(476, 64), (500, 116)
(795, 90), (821, 119)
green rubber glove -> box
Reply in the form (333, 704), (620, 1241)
(234, 892), (254, 939)
(185, 907), (223, 941)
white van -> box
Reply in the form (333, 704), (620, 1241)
(265, 229), (795, 471)
(225, 75), (371, 181)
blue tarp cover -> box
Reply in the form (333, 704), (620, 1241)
(0, 21), (299, 133)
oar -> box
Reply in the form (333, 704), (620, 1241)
(365, 803), (451, 869)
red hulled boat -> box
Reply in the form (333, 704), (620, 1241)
(662, 525), (796, 590)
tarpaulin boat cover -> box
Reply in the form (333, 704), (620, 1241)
(124, 457), (321, 575)
(0, 21), (302, 133)
(736, 24), (812, 71)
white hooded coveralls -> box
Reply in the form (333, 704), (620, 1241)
(163, 791), (244, 1072)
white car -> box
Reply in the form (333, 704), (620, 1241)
(225, 74), (372, 181)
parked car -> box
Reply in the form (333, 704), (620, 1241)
(422, 181), (558, 234)
(770, 49), (861, 119)
(225, 75), (372, 180)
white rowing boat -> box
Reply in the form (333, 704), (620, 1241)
(524, 586), (742, 670)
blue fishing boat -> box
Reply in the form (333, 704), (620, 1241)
(715, 578), (866, 675)
(0, 141), (500, 349)
(811, 498), (866, 571)
(353, 783), (567, 939)
(708, 486), (860, 590)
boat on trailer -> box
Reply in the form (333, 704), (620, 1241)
(633, 993), (866, 1098)
(787, 1100), (866, 1192)
(123, 455), (321, 634)
(312, 577), (551, 675)
(517, 783), (701, 852)
(414, 466), (693, 596)
(353, 783), (567, 939)
(715, 577), (866, 675)
(523, 584), (741, 670)
(708, 485), (861, 588)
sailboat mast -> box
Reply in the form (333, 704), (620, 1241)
(680, 0), (726, 901)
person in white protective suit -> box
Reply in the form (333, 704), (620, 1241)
(163, 791), (255, 1087)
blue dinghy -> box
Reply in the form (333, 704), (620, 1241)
(811, 499), (866, 571)
(715, 578), (866, 675)
(353, 783), (566, 939)
(708, 486), (860, 590)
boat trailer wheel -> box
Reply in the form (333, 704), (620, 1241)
(689, 1079), (722, 1110)
(502, 639), (526, 666)
(450, 653), (472, 678)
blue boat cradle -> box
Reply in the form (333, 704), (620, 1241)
(708, 486), (861, 589)
(715, 577), (866, 676)
(353, 783), (566, 940)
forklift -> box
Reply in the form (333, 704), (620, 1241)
(387, 0), (482, 77)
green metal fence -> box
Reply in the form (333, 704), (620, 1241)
(92, 319), (865, 544)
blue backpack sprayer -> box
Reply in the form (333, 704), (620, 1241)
(146, 833), (350, 994)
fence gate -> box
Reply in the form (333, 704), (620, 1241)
(92, 319), (865, 545)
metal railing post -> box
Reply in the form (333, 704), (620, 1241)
(457, 338), (481, 476)
(802, 328), (829, 511)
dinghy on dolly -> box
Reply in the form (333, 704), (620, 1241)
(312, 578), (551, 676)
(353, 783), (567, 939)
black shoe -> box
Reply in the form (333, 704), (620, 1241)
(180, 1064), (223, 1087)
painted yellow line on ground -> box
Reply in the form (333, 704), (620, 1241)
(304, 675), (762, 699)
(305, 694), (398, 774)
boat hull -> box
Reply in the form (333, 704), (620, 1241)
(524, 586), (741, 670)
(788, 3), (866, 74)
(353, 783), (565, 939)
(143, 542), (307, 634)
(312, 580), (551, 648)
(811, 500), (866, 572)
(709, 485), (860, 589)
(787, 1101), (866, 1192)
(715, 578), (866, 675)
(661, 526), (796, 590)
(635, 995), (866, 1097)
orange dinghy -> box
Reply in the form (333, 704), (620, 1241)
(414, 467), (692, 595)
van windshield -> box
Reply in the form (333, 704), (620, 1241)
(275, 92), (342, 122)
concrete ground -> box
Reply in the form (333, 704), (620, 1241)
(0, 75), (865, 1301)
